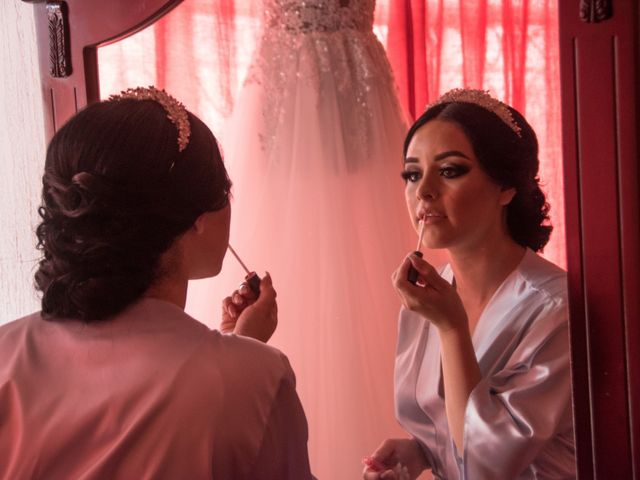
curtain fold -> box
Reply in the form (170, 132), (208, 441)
(459, 0), (488, 88)
(501, 0), (529, 112)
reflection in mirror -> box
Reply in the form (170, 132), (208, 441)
(98, 1), (569, 479)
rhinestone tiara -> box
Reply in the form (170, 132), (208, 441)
(427, 88), (522, 137)
(108, 86), (191, 152)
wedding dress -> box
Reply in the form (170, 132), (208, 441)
(208, 1), (417, 477)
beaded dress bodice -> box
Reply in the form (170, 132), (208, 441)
(263, 0), (375, 33)
(244, 0), (405, 163)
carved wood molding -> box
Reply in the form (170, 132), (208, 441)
(46, 2), (71, 77)
(579, 0), (613, 23)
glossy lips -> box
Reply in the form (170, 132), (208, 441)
(418, 209), (447, 224)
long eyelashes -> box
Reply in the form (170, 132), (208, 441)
(401, 165), (471, 183)
(401, 171), (420, 183)
(440, 165), (470, 178)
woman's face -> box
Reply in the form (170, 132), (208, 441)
(403, 119), (515, 252)
(188, 202), (231, 279)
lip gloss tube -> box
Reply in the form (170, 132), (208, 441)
(407, 218), (425, 284)
(228, 244), (261, 297)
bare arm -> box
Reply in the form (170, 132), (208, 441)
(438, 326), (481, 450)
(392, 254), (481, 451)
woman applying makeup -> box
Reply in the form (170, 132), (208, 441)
(364, 89), (575, 480)
(0, 87), (313, 479)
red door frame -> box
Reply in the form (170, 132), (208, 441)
(559, 1), (639, 478)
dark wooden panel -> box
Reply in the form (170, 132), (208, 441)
(26, 0), (183, 141)
(616, 5), (640, 477)
(560, 1), (639, 478)
(560, 33), (594, 480)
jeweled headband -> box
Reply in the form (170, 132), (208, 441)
(427, 88), (522, 137)
(108, 86), (191, 152)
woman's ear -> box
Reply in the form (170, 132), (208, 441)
(192, 213), (207, 234)
(499, 186), (517, 206)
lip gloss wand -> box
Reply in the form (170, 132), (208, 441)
(227, 244), (261, 297)
(407, 218), (426, 284)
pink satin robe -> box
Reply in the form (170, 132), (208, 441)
(0, 298), (313, 479)
(395, 249), (576, 479)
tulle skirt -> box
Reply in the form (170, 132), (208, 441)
(187, 30), (437, 479)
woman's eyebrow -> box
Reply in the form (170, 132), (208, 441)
(433, 150), (470, 161)
(404, 150), (471, 163)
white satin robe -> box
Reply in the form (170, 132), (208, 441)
(0, 298), (313, 480)
(395, 249), (575, 479)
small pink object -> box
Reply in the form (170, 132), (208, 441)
(362, 455), (386, 472)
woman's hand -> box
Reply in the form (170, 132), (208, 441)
(394, 254), (482, 452)
(392, 253), (467, 333)
(220, 272), (277, 343)
(362, 438), (428, 480)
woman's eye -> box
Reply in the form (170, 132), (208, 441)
(439, 165), (469, 179)
(401, 170), (421, 183)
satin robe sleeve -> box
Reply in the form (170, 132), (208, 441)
(247, 354), (315, 480)
(458, 297), (573, 478)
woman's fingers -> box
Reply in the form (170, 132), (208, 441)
(258, 272), (276, 300)
(362, 467), (381, 479)
(232, 291), (244, 306)
(220, 297), (238, 333)
(222, 297), (237, 317)
(408, 254), (449, 290)
(232, 272), (278, 343)
(369, 439), (400, 468)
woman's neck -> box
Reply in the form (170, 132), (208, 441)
(143, 244), (189, 309)
(448, 238), (526, 308)
(144, 279), (188, 310)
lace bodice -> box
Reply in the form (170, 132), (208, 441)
(264, 0), (375, 33)
(242, 0), (407, 165)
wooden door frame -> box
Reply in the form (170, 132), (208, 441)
(559, 1), (639, 477)
(22, 0), (183, 139)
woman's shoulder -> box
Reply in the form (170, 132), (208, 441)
(213, 331), (291, 373)
(516, 249), (567, 302)
(0, 311), (41, 346)
(130, 299), (293, 378)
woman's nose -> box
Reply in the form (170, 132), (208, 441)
(417, 173), (438, 200)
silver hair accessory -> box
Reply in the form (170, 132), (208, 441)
(109, 86), (191, 152)
(427, 88), (522, 137)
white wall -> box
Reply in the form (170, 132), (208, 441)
(0, 2), (46, 323)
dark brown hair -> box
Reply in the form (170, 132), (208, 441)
(404, 101), (552, 251)
(35, 98), (231, 321)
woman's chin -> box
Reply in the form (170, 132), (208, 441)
(190, 264), (223, 280)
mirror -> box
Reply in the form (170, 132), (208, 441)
(96, 4), (568, 479)
(24, 0), (640, 477)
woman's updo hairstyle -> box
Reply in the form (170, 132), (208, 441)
(403, 91), (552, 252)
(35, 92), (231, 321)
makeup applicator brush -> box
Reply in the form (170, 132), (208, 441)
(228, 244), (261, 297)
(407, 218), (426, 284)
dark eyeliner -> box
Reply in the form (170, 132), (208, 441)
(401, 170), (420, 182)
(440, 164), (470, 178)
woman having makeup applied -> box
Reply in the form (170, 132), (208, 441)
(363, 89), (575, 480)
(0, 87), (313, 479)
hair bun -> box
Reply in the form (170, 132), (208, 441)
(71, 171), (98, 189)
